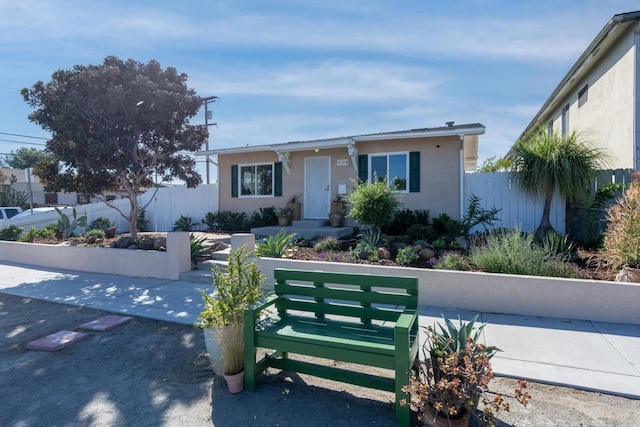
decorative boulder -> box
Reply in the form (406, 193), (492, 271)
(377, 247), (391, 260)
(419, 248), (436, 260)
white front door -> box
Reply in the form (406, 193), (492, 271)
(304, 156), (331, 219)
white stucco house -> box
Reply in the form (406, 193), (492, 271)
(519, 10), (640, 170)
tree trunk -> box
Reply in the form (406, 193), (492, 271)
(536, 185), (556, 236)
(128, 194), (139, 240)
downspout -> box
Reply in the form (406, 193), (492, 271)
(459, 135), (465, 221)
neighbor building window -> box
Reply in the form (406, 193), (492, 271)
(239, 163), (274, 196)
(561, 104), (569, 137)
(578, 84), (588, 108)
(370, 153), (408, 191)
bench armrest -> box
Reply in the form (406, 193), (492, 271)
(395, 309), (418, 335)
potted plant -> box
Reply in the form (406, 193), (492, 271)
(402, 315), (530, 426)
(195, 246), (267, 393)
(331, 193), (346, 213)
(277, 207), (292, 226)
(329, 208), (345, 227)
(286, 193), (302, 221)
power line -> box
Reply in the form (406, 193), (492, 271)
(0, 132), (49, 140)
(0, 138), (47, 146)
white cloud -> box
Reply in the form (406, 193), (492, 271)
(199, 60), (445, 102)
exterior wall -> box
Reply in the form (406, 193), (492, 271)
(0, 232), (191, 280)
(217, 135), (463, 220)
(257, 257), (640, 326)
(546, 27), (636, 168)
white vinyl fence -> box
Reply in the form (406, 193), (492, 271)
(464, 172), (565, 234)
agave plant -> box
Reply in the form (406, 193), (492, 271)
(255, 230), (296, 258)
(427, 315), (500, 359)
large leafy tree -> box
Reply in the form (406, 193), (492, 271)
(509, 130), (609, 235)
(2, 147), (50, 169)
(22, 56), (208, 239)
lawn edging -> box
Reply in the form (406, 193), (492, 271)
(257, 257), (639, 326)
(0, 232), (191, 280)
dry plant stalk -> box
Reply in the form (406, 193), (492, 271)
(215, 323), (244, 375)
(602, 178), (640, 270)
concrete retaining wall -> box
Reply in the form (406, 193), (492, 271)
(0, 232), (191, 280)
(257, 257), (640, 326)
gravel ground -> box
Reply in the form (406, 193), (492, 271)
(1, 293), (638, 427)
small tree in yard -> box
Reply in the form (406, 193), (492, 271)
(509, 130), (609, 237)
(347, 179), (401, 232)
(22, 56), (208, 239)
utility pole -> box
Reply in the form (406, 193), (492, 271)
(203, 96), (218, 184)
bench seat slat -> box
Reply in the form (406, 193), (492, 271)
(274, 269), (418, 291)
(276, 299), (406, 322)
(275, 283), (416, 307)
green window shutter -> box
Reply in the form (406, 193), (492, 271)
(409, 151), (420, 193)
(231, 165), (238, 198)
(358, 155), (368, 183)
(274, 162), (282, 197)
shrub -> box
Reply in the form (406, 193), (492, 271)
(249, 207), (277, 228)
(601, 179), (640, 269)
(469, 229), (578, 278)
(431, 213), (461, 246)
(173, 215), (196, 231)
(190, 233), (209, 263)
(255, 231), (295, 258)
(137, 208), (149, 232)
(18, 224), (60, 242)
(347, 179), (401, 230)
(84, 229), (105, 240)
(396, 246), (418, 266)
(406, 224), (432, 243)
(314, 237), (341, 252)
(0, 225), (23, 241)
(202, 211), (249, 232)
(434, 252), (470, 271)
(459, 194), (500, 244)
(383, 209), (430, 236)
(89, 217), (114, 231)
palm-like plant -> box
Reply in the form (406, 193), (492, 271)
(509, 130), (609, 235)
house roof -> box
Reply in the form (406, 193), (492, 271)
(198, 122), (485, 156)
(519, 10), (640, 141)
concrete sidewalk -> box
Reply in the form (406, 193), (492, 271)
(1, 261), (638, 400)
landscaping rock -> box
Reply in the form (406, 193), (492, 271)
(209, 241), (229, 252)
(113, 236), (136, 249)
(377, 247), (391, 260)
(419, 248), (436, 260)
(138, 238), (155, 250)
(153, 236), (167, 250)
(412, 244), (423, 253)
(391, 241), (407, 250)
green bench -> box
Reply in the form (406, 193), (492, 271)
(244, 268), (419, 427)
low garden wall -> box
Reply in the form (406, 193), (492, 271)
(257, 257), (640, 326)
(0, 232), (191, 280)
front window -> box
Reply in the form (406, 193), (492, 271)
(240, 163), (273, 196)
(370, 153), (408, 191)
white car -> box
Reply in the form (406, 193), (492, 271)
(10, 207), (58, 219)
(0, 207), (23, 220)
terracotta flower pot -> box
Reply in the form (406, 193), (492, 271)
(424, 407), (469, 427)
(223, 370), (245, 393)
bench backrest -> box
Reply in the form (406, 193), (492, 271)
(273, 268), (418, 325)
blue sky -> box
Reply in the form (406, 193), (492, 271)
(1, 0), (638, 177)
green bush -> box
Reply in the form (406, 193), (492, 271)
(18, 224), (60, 242)
(249, 207), (277, 228)
(347, 180), (401, 230)
(84, 229), (105, 239)
(314, 237), (341, 252)
(434, 252), (470, 271)
(255, 231), (295, 258)
(89, 217), (114, 231)
(431, 213), (461, 246)
(190, 233), (209, 263)
(469, 229), (578, 278)
(137, 208), (149, 232)
(173, 215), (196, 231)
(395, 246), (418, 266)
(383, 209), (430, 236)
(406, 223), (432, 243)
(0, 225), (23, 241)
(202, 211), (249, 232)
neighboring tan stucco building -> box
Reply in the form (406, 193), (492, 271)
(200, 123), (485, 222)
(519, 10), (640, 170)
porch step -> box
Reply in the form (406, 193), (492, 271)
(211, 247), (230, 261)
(251, 225), (354, 240)
(292, 219), (329, 228)
(180, 259), (227, 283)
